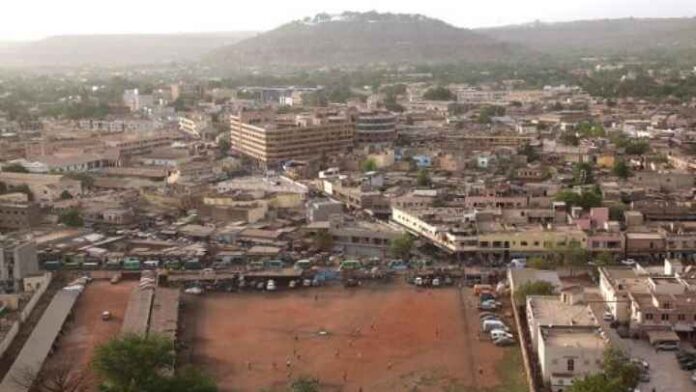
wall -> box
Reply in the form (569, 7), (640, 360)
(0, 272), (51, 359)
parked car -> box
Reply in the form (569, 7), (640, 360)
(691, 371), (696, 383)
(478, 302), (499, 311)
(482, 319), (508, 332)
(480, 314), (501, 322)
(493, 336), (515, 346)
(621, 258), (637, 266)
(655, 341), (679, 351)
(479, 312), (498, 320)
(490, 329), (514, 341)
(266, 279), (276, 291)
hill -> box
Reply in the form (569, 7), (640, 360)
(208, 12), (519, 68)
(0, 32), (256, 67)
(477, 18), (696, 59)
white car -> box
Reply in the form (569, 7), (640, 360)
(184, 286), (203, 295)
(490, 329), (514, 341)
(266, 279), (277, 291)
(621, 258), (636, 266)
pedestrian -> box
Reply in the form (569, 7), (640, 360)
(478, 366), (483, 376)
(343, 371), (348, 383)
(335, 348), (340, 358)
(247, 361), (252, 371)
(272, 361), (277, 370)
(387, 361), (393, 370)
(286, 358), (292, 368)
(314, 294), (318, 301)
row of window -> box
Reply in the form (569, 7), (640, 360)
(644, 313), (696, 321)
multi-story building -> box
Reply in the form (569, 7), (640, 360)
(0, 172), (82, 205)
(0, 236), (39, 292)
(178, 113), (211, 139)
(599, 261), (696, 338)
(230, 110), (355, 166)
(0, 193), (40, 231)
(354, 111), (397, 145)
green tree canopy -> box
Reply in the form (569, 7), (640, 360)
(92, 334), (217, 392)
(423, 86), (454, 101)
(568, 347), (640, 392)
(290, 376), (320, 392)
(612, 159), (631, 179)
(416, 169), (431, 187)
(360, 158), (378, 172)
(554, 189), (603, 210)
(1, 163), (29, 173)
(514, 281), (555, 304)
(58, 209), (84, 227)
(218, 138), (230, 155)
(390, 233), (414, 260)
(573, 162), (595, 185)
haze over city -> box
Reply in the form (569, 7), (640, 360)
(2, 0), (696, 40)
(2, 2), (696, 392)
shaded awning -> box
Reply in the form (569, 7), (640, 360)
(646, 329), (680, 344)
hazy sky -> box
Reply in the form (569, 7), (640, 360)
(2, 0), (696, 40)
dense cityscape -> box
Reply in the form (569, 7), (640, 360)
(1, 6), (696, 392)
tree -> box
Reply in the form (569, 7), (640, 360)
(92, 334), (174, 391)
(313, 230), (334, 252)
(360, 158), (378, 172)
(596, 252), (616, 266)
(92, 334), (216, 392)
(290, 376), (320, 392)
(612, 160), (631, 179)
(59, 209), (84, 228)
(554, 189), (602, 210)
(526, 256), (559, 270)
(60, 190), (74, 200)
(568, 347), (640, 392)
(218, 138), (230, 155)
(518, 144), (539, 163)
(573, 162), (594, 185)
(2, 163), (28, 173)
(416, 169), (431, 187)
(514, 281), (555, 304)
(390, 233), (414, 260)
(10, 360), (87, 392)
(423, 86), (454, 101)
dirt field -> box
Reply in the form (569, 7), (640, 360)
(185, 283), (522, 392)
(41, 280), (136, 389)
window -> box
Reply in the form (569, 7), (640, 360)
(678, 314), (685, 321)
(645, 313), (653, 320)
(661, 314), (669, 321)
(567, 359), (575, 372)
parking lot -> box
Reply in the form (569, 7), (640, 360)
(586, 290), (694, 392)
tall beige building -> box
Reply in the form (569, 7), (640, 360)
(230, 110), (354, 166)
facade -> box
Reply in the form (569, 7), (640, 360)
(307, 199), (344, 223)
(0, 172), (82, 205)
(178, 113), (210, 139)
(230, 110), (355, 166)
(0, 194), (40, 231)
(354, 111), (397, 145)
(599, 262), (696, 338)
(0, 237), (39, 292)
(538, 327), (606, 392)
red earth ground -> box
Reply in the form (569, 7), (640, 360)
(41, 280), (136, 390)
(186, 283), (509, 392)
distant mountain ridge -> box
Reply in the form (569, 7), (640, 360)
(0, 32), (256, 67)
(477, 17), (696, 57)
(208, 11), (519, 68)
